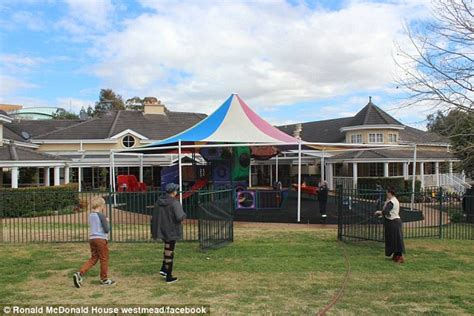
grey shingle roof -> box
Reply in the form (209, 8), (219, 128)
(0, 144), (67, 161)
(2, 125), (26, 142)
(278, 117), (353, 143)
(331, 149), (454, 160)
(349, 100), (402, 126)
(32, 110), (207, 140)
(6, 120), (81, 139)
(277, 101), (447, 145)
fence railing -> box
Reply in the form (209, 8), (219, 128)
(337, 186), (473, 241)
(0, 189), (233, 245)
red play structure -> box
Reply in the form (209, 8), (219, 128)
(117, 175), (147, 192)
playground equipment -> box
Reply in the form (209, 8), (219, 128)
(117, 175), (147, 192)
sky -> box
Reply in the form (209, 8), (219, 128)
(0, 0), (435, 128)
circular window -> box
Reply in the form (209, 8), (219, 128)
(122, 135), (135, 148)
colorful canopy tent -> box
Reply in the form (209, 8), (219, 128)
(144, 94), (297, 146)
(113, 94), (418, 221)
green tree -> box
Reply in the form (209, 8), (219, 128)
(94, 89), (125, 113)
(427, 109), (474, 174)
(125, 96), (144, 111)
(52, 109), (79, 120)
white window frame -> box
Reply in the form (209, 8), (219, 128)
(368, 133), (384, 143)
(388, 133), (397, 143)
(350, 134), (362, 144)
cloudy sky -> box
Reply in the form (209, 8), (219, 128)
(0, 0), (434, 128)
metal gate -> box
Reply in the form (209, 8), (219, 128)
(198, 189), (234, 250)
(337, 186), (474, 241)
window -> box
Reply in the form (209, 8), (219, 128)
(350, 134), (362, 143)
(122, 135), (135, 148)
(368, 133), (383, 143)
(388, 133), (397, 143)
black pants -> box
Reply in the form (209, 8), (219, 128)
(319, 200), (327, 215)
(384, 218), (405, 257)
(161, 240), (176, 277)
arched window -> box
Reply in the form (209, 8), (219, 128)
(122, 135), (135, 148)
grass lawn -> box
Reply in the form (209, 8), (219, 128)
(0, 223), (473, 315)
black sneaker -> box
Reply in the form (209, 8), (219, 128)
(166, 276), (178, 284)
(159, 270), (167, 278)
(100, 279), (116, 286)
(73, 272), (83, 288)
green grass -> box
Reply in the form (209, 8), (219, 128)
(0, 224), (473, 315)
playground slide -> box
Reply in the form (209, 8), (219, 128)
(180, 178), (209, 200)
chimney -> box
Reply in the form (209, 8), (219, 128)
(143, 97), (167, 115)
(293, 123), (302, 139)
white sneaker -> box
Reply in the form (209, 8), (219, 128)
(100, 279), (116, 286)
(73, 272), (83, 288)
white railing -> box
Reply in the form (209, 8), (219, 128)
(334, 177), (354, 190)
(419, 173), (471, 193)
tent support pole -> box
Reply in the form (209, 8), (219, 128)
(178, 139), (183, 204)
(297, 140), (302, 223)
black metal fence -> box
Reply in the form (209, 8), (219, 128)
(337, 186), (474, 241)
(198, 190), (234, 250)
(0, 189), (234, 250)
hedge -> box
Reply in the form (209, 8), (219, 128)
(0, 184), (80, 217)
(357, 177), (421, 193)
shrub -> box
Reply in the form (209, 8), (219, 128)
(357, 177), (421, 194)
(0, 184), (80, 217)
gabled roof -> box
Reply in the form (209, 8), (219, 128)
(145, 94), (298, 147)
(26, 110), (206, 140)
(348, 98), (403, 127)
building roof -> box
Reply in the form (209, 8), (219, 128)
(6, 120), (82, 139)
(278, 99), (448, 145)
(348, 98), (402, 126)
(331, 149), (454, 160)
(0, 143), (67, 162)
(31, 110), (207, 140)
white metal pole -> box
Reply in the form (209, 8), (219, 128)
(139, 154), (144, 182)
(276, 155), (279, 183)
(248, 161), (252, 187)
(178, 139), (183, 204)
(269, 163), (273, 186)
(78, 167), (82, 192)
(321, 151), (325, 182)
(411, 144), (417, 210)
(109, 152), (114, 191)
(297, 140), (302, 223)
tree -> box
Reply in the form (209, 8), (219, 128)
(52, 108), (79, 120)
(94, 89), (125, 113)
(396, 0), (474, 173)
(427, 109), (474, 174)
(395, 0), (473, 112)
(125, 96), (144, 111)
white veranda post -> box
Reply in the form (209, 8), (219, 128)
(297, 140), (302, 223)
(178, 139), (183, 205)
(411, 144), (417, 210)
(275, 155), (279, 183)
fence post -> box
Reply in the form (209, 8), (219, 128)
(439, 187), (443, 239)
(108, 190), (113, 242)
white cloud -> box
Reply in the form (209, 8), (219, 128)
(0, 75), (38, 96)
(88, 0), (429, 114)
(56, 0), (115, 38)
(11, 11), (47, 31)
(56, 97), (94, 112)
